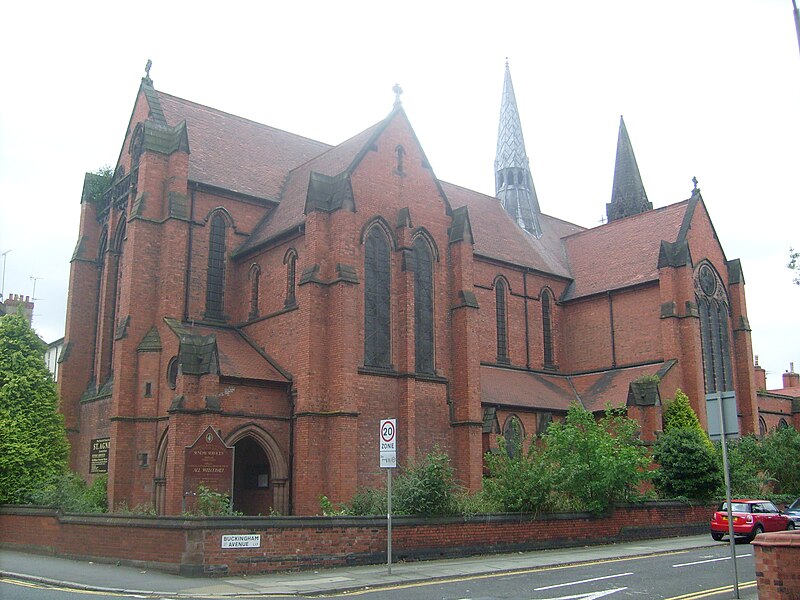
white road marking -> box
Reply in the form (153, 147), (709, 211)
(538, 587), (628, 600)
(534, 573), (633, 591)
(672, 554), (751, 567)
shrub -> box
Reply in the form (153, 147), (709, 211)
(392, 448), (457, 516)
(653, 427), (722, 500)
(663, 389), (706, 437)
(347, 487), (388, 516)
(542, 405), (651, 514)
(483, 436), (551, 514)
(27, 472), (107, 513)
(185, 484), (240, 516)
(758, 426), (800, 495)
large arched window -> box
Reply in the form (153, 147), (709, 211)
(284, 249), (297, 307)
(495, 278), (509, 364)
(695, 263), (733, 394)
(248, 263), (261, 319)
(364, 226), (391, 369)
(413, 236), (434, 374)
(541, 288), (554, 368)
(205, 213), (227, 320)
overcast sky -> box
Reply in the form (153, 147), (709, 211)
(1, 1), (798, 389)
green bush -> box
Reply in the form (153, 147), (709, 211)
(483, 437), (551, 514)
(542, 405), (651, 514)
(721, 436), (775, 497)
(185, 484), (240, 516)
(393, 448), (458, 516)
(0, 312), (69, 503)
(27, 473), (107, 513)
(347, 487), (388, 516)
(653, 427), (722, 500)
(758, 426), (800, 495)
(663, 389), (706, 437)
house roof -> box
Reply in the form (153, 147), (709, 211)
(156, 91), (331, 200)
(562, 200), (690, 300)
(480, 362), (668, 413)
(164, 319), (289, 384)
(443, 182), (583, 277)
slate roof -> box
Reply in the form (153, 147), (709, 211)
(480, 362), (668, 413)
(164, 320), (289, 384)
(156, 91), (331, 200)
(562, 200), (690, 300)
(443, 182), (583, 277)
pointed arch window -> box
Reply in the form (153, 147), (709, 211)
(503, 415), (524, 458)
(364, 227), (391, 368)
(495, 278), (509, 364)
(205, 213), (227, 320)
(284, 249), (297, 307)
(695, 263), (733, 394)
(414, 236), (434, 374)
(248, 263), (261, 319)
(542, 288), (554, 368)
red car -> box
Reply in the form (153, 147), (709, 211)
(710, 499), (796, 542)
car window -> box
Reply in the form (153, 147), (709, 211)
(751, 503), (764, 513)
(789, 498), (800, 510)
(721, 502), (751, 513)
(764, 502), (779, 513)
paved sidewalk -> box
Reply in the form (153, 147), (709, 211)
(1, 535), (756, 598)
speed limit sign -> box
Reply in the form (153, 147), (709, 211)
(379, 419), (396, 468)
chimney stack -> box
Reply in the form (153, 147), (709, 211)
(783, 362), (799, 389)
(1, 293), (34, 324)
(753, 355), (767, 391)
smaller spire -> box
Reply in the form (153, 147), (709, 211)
(392, 83), (403, 109)
(606, 115), (652, 222)
(143, 59), (153, 85)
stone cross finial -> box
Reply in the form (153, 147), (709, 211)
(144, 59), (153, 84)
(392, 83), (403, 108)
(692, 176), (699, 191)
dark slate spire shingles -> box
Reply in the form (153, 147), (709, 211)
(494, 62), (542, 237)
(606, 116), (652, 222)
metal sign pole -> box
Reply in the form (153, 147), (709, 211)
(387, 468), (392, 575)
(718, 393), (739, 599)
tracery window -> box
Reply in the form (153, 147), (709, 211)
(495, 278), (509, 363)
(695, 263), (733, 394)
(248, 263), (261, 319)
(413, 236), (434, 374)
(284, 249), (297, 307)
(364, 227), (391, 368)
(542, 288), (554, 367)
(205, 213), (227, 320)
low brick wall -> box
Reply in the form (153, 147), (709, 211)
(753, 530), (800, 599)
(1, 502), (712, 576)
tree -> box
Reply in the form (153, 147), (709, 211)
(789, 247), (799, 285)
(662, 389), (706, 436)
(541, 404), (651, 514)
(653, 428), (722, 500)
(0, 312), (69, 503)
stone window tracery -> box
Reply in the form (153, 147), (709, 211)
(364, 226), (391, 369)
(414, 236), (434, 374)
(695, 263), (733, 394)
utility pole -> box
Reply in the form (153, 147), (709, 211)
(0, 249), (10, 300)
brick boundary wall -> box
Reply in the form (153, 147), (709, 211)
(752, 530), (800, 599)
(1, 502), (712, 576)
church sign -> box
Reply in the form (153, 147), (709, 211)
(184, 426), (234, 500)
(89, 437), (110, 473)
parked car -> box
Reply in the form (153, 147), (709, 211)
(784, 497), (800, 527)
(710, 499), (796, 542)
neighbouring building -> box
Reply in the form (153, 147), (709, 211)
(755, 359), (800, 433)
(58, 63), (791, 516)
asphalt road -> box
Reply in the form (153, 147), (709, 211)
(0, 543), (757, 600)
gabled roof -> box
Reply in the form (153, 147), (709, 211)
(164, 319), (289, 384)
(480, 362), (668, 413)
(443, 182), (582, 277)
(155, 90), (331, 200)
(562, 200), (690, 300)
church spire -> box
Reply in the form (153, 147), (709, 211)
(495, 61), (542, 237)
(606, 116), (652, 222)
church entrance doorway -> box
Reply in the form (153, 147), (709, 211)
(232, 436), (273, 515)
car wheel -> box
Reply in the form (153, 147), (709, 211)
(748, 524), (764, 543)
(788, 521), (796, 531)
(711, 532), (724, 541)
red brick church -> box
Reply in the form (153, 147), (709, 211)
(59, 64), (768, 515)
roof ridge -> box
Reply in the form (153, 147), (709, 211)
(156, 90), (332, 150)
(562, 199), (690, 241)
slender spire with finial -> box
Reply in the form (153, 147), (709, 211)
(494, 60), (542, 237)
(606, 115), (652, 222)
(392, 83), (403, 109)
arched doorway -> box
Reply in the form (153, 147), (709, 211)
(232, 437), (273, 515)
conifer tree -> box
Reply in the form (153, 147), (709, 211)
(0, 312), (69, 503)
(662, 388), (705, 435)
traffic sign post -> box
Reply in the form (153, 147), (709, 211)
(379, 419), (396, 574)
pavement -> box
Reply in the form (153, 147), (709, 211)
(0, 535), (758, 598)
